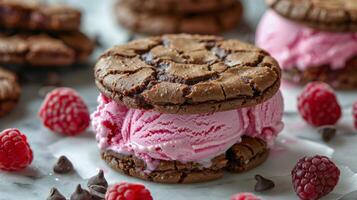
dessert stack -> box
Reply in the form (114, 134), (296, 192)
(115, 0), (243, 35)
(92, 34), (284, 183)
(0, 0), (94, 68)
(256, 0), (357, 89)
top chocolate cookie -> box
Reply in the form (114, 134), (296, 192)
(120, 0), (237, 14)
(95, 34), (281, 114)
(0, 0), (81, 31)
(267, 0), (357, 32)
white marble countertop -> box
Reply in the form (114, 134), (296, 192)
(1, 0), (357, 199)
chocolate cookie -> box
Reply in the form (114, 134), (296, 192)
(0, 67), (21, 117)
(0, 31), (94, 67)
(120, 0), (237, 14)
(284, 57), (357, 89)
(267, 0), (357, 32)
(0, 0), (81, 32)
(101, 137), (269, 184)
(95, 34), (281, 114)
(115, 1), (243, 35)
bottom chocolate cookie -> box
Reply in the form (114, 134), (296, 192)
(283, 57), (357, 89)
(0, 67), (21, 117)
(101, 137), (269, 184)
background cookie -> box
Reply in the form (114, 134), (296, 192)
(0, 0), (81, 32)
(115, 0), (243, 35)
(95, 34), (281, 114)
(267, 0), (357, 32)
(0, 32), (94, 67)
(284, 57), (357, 89)
(0, 67), (21, 117)
(120, 0), (237, 14)
(102, 137), (269, 184)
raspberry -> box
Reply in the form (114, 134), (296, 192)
(105, 182), (153, 200)
(297, 82), (341, 126)
(291, 155), (340, 200)
(0, 128), (33, 171)
(231, 193), (260, 200)
(353, 101), (357, 129)
(39, 87), (90, 136)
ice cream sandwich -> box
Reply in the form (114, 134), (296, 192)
(92, 34), (284, 183)
(256, 0), (357, 89)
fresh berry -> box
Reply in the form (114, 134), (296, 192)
(353, 101), (357, 129)
(297, 82), (341, 126)
(231, 193), (260, 200)
(291, 155), (340, 200)
(39, 87), (90, 136)
(105, 182), (153, 200)
(0, 128), (33, 171)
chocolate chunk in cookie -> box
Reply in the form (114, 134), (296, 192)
(267, 0), (357, 32)
(101, 137), (269, 184)
(0, 0), (81, 32)
(0, 67), (21, 117)
(0, 31), (94, 67)
(115, 0), (243, 35)
(95, 34), (281, 114)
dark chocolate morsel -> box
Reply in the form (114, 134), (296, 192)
(254, 174), (275, 192)
(53, 155), (74, 174)
(47, 187), (66, 200)
(318, 126), (337, 142)
(87, 170), (108, 188)
(70, 184), (92, 200)
(89, 185), (106, 200)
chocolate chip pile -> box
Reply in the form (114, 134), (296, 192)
(47, 168), (108, 200)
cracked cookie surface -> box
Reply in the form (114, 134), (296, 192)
(0, 67), (21, 117)
(95, 34), (281, 114)
(267, 0), (357, 32)
(101, 137), (269, 184)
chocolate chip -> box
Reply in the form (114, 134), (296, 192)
(53, 156), (74, 174)
(89, 185), (106, 200)
(47, 187), (66, 200)
(254, 174), (275, 192)
(318, 126), (336, 142)
(70, 184), (92, 200)
(87, 170), (108, 188)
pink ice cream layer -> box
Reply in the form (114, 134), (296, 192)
(92, 92), (284, 171)
(256, 10), (357, 70)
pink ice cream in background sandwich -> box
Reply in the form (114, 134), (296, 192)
(92, 91), (284, 171)
(256, 10), (357, 70)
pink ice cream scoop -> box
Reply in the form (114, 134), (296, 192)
(92, 91), (284, 170)
(256, 10), (357, 70)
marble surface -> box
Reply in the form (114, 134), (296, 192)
(1, 0), (357, 199)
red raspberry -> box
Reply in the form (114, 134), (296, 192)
(297, 82), (341, 126)
(0, 128), (33, 171)
(291, 155), (340, 200)
(353, 101), (357, 129)
(39, 87), (90, 136)
(105, 182), (153, 200)
(231, 193), (260, 200)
